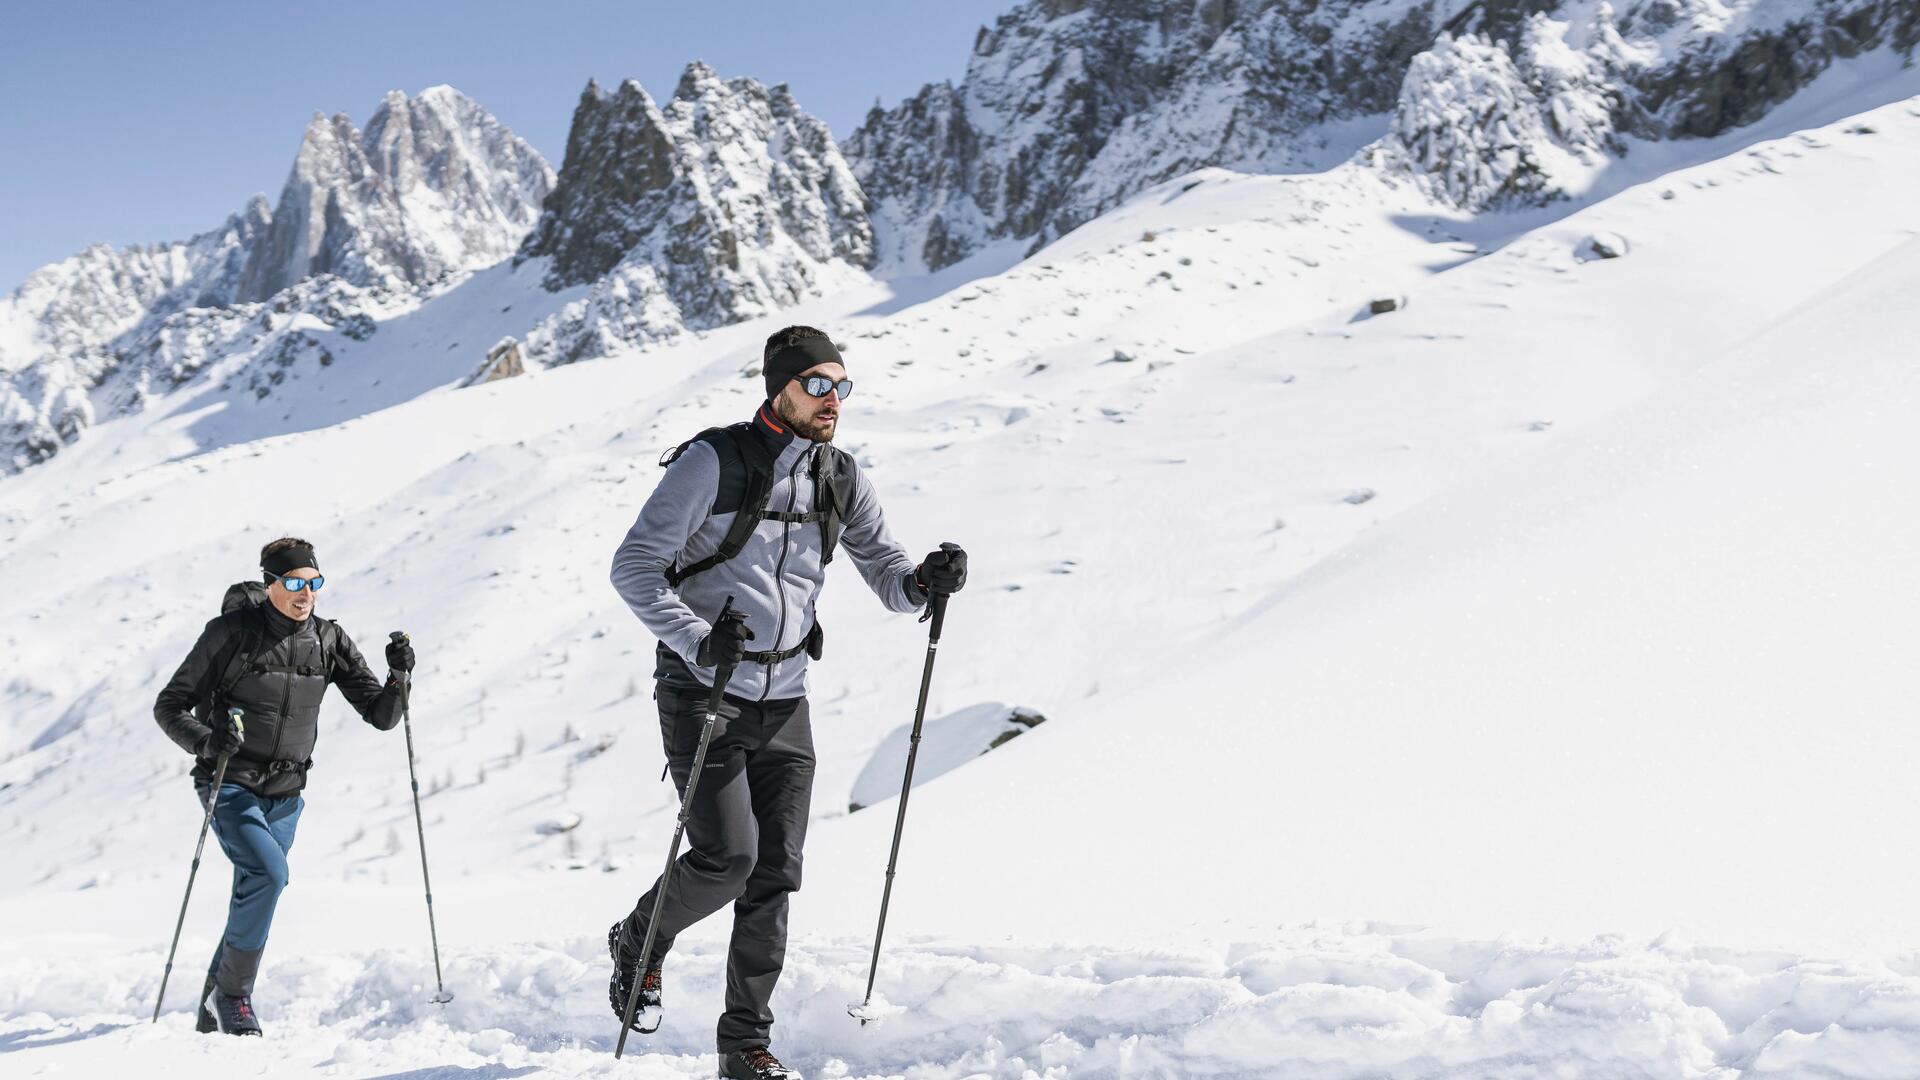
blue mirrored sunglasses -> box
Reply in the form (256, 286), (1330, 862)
(268, 572), (325, 593)
(793, 375), (854, 400)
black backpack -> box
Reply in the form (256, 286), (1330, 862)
(658, 422), (856, 587)
(193, 581), (340, 725)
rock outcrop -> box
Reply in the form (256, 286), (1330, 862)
(516, 64), (873, 365)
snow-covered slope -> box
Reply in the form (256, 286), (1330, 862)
(3, 54), (1920, 1077)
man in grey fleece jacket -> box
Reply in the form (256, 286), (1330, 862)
(607, 324), (968, 1080)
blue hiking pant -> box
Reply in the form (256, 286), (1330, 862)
(199, 782), (303, 996)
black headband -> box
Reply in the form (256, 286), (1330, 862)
(262, 545), (319, 578)
(764, 337), (845, 399)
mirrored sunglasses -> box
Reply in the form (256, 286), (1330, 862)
(269, 572), (326, 593)
(794, 375), (854, 400)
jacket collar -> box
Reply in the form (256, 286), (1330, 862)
(263, 603), (314, 636)
(753, 400), (801, 450)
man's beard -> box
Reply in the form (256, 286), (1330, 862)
(775, 394), (838, 442)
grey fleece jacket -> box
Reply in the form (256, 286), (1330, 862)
(611, 403), (926, 700)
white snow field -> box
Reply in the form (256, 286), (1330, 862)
(5, 65), (1920, 1079)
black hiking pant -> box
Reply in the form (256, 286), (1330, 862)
(622, 680), (815, 1053)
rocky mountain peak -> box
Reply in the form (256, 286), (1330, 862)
(237, 87), (554, 302)
(847, 0), (1446, 271)
(1375, 0), (1919, 211)
(516, 67), (873, 366)
(2, 86), (552, 473)
(849, 0), (1917, 270)
(673, 58), (726, 101)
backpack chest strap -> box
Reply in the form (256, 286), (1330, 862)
(249, 663), (329, 678)
(742, 639), (810, 664)
(762, 509), (828, 524)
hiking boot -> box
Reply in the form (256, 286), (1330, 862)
(608, 920), (663, 1033)
(194, 963), (219, 1033)
(203, 989), (262, 1036)
(720, 1046), (803, 1080)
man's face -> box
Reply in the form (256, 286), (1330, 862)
(773, 361), (846, 442)
(267, 568), (320, 621)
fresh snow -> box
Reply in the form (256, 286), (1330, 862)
(5, 68), (1920, 1080)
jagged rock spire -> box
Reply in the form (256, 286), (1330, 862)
(239, 88), (554, 302)
(515, 64), (873, 365)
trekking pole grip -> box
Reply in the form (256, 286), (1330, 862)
(927, 541), (960, 640)
(709, 595), (739, 703)
(929, 591), (949, 642)
(213, 707), (245, 779)
(389, 629), (410, 681)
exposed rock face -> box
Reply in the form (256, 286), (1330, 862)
(845, 0), (1446, 271)
(1377, 0), (1918, 210)
(238, 86), (554, 301)
(1, 87), (551, 473)
(851, 0), (1919, 262)
(0, 200), (270, 469)
(1386, 30), (1564, 210)
(4, 1), (1915, 474)
(465, 338), (527, 387)
(516, 64), (874, 366)
(6, 199), (269, 366)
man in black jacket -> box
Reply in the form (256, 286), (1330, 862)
(153, 536), (416, 1036)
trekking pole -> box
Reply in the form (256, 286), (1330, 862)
(848, 586), (952, 1025)
(616, 596), (742, 1058)
(391, 631), (454, 1005)
(153, 708), (244, 1023)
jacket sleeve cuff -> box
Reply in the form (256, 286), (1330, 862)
(672, 622), (712, 666)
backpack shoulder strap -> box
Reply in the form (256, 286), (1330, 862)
(815, 446), (856, 567)
(314, 617), (342, 677)
(203, 607), (266, 716)
(664, 424), (776, 587)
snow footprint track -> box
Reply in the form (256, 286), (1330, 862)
(7, 931), (1920, 1077)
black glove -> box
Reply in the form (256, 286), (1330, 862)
(914, 543), (968, 597)
(696, 614), (756, 667)
(386, 633), (416, 675)
(198, 711), (244, 759)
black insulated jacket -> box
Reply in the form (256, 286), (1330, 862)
(154, 604), (402, 797)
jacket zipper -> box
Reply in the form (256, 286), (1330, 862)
(761, 447), (806, 702)
(264, 623), (309, 765)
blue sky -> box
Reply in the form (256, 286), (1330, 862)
(0, 1), (1021, 289)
